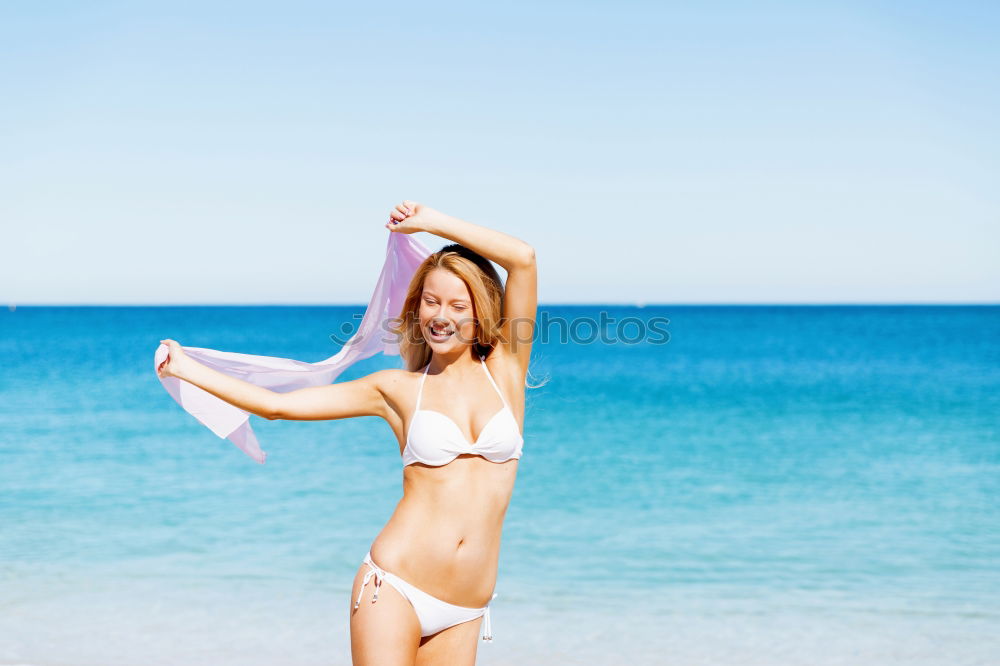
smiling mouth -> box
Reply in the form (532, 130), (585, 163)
(428, 323), (455, 340)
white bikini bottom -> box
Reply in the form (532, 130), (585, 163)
(354, 550), (497, 641)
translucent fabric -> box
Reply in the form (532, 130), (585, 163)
(152, 232), (432, 463)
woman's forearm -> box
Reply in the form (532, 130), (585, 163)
(423, 212), (534, 271)
(174, 357), (278, 420)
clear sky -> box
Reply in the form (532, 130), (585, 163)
(2, 0), (997, 304)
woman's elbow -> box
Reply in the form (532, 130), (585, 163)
(515, 244), (536, 268)
(263, 394), (285, 421)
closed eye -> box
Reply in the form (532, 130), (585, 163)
(424, 297), (467, 311)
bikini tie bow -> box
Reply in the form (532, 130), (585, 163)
(481, 592), (499, 642)
(354, 561), (386, 609)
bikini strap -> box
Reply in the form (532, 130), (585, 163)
(478, 355), (509, 410)
(415, 363), (429, 411)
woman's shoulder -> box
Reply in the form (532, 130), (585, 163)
(367, 367), (421, 392)
(364, 367), (424, 420)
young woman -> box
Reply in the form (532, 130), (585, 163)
(156, 200), (537, 666)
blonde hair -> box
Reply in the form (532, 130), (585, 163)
(388, 244), (548, 389)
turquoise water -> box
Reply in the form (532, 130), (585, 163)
(1, 305), (998, 665)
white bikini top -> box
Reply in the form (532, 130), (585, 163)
(402, 355), (524, 467)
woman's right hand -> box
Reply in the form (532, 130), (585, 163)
(385, 200), (443, 234)
(157, 339), (191, 380)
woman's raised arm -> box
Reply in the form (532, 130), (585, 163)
(386, 201), (533, 272)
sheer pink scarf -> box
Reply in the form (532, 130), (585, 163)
(153, 232), (432, 463)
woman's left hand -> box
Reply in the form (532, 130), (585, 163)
(385, 200), (439, 234)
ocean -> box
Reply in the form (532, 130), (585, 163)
(1, 305), (997, 665)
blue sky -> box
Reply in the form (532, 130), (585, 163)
(2, 0), (997, 304)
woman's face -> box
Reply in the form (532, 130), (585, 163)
(419, 268), (477, 351)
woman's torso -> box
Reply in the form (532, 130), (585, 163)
(370, 352), (523, 607)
